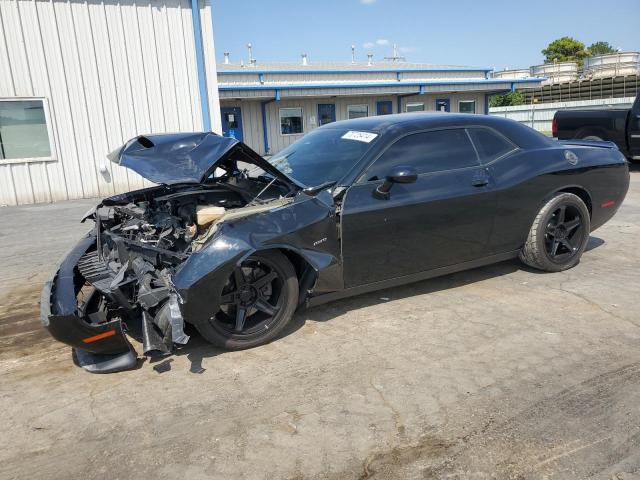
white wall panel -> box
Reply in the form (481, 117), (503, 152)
(0, 0), (214, 206)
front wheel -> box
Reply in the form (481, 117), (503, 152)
(519, 193), (590, 272)
(195, 250), (298, 350)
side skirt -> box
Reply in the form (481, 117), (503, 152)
(305, 250), (520, 308)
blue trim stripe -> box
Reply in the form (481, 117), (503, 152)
(190, 0), (210, 131)
(218, 78), (543, 92)
(218, 67), (494, 75)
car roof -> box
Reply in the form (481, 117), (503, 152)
(318, 112), (491, 132)
(318, 112), (551, 148)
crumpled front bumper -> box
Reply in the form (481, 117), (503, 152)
(40, 230), (138, 373)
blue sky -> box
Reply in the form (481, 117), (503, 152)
(212, 0), (639, 69)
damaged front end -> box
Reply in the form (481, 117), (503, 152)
(41, 132), (302, 373)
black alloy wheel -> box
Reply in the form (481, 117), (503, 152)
(520, 192), (590, 272)
(219, 260), (283, 335)
(195, 250), (298, 349)
(544, 204), (584, 263)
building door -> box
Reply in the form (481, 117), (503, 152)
(221, 107), (243, 141)
(435, 99), (450, 112)
(376, 101), (393, 115)
(317, 104), (336, 126)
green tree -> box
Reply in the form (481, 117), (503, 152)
(588, 41), (617, 56)
(542, 37), (589, 66)
(489, 91), (524, 108)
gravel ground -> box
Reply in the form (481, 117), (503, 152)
(0, 169), (639, 480)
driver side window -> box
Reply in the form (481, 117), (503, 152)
(363, 129), (479, 181)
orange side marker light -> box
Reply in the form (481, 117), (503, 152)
(82, 329), (117, 343)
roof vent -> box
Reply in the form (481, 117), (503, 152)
(351, 45), (356, 64)
(367, 53), (373, 66)
(223, 52), (230, 64)
(301, 53), (309, 66)
(247, 43), (256, 66)
(383, 44), (405, 63)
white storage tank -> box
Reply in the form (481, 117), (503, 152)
(583, 52), (640, 79)
(491, 68), (531, 80)
(530, 62), (578, 85)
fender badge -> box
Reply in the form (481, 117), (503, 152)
(565, 150), (579, 165)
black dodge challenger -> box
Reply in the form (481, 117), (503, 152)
(41, 113), (630, 373)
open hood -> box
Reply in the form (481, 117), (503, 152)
(108, 132), (299, 188)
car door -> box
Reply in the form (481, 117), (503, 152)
(340, 128), (496, 288)
(628, 95), (640, 160)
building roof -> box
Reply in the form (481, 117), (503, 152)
(217, 61), (492, 73)
(216, 61), (545, 100)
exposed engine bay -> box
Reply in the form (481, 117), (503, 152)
(78, 175), (292, 358)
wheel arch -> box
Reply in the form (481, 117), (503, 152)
(574, 127), (607, 141)
(555, 186), (593, 217)
(521, 185), (594, 247)
(248, 245), (335, 308)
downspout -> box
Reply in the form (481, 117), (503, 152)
(261, 90), (280, 155)
(191, 0), (211, 131)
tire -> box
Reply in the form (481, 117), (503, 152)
(195, 250), (298, 350)
(519, 193), (590, 272)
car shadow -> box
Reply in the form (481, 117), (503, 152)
(175, 236), (606, 372)
(628, 161), (640, 173)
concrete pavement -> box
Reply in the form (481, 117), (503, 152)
(1, 172), (639, 479)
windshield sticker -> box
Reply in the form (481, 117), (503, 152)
(341, 131), (378, 143)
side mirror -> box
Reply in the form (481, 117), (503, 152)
(373, 165), (418, 200)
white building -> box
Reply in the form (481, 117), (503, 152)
(217, 60), (543, 156)
(0, 0), (221, 206)
(0, 1), (543, 206)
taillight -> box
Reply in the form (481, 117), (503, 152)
(552, 115), (558, 137)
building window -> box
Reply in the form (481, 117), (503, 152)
(0, 99), (53, 160)
(347, 104), (368, 119)
(459, 100), (476, 114)
(280, 107), (303, 135)
(406, 103), (425, 112)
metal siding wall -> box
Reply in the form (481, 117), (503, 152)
(490, 97), (636, 134)
(0, 0), (207, 206)
(398, 92), (487, 113)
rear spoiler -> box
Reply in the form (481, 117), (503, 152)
(557, 139), (619, 150)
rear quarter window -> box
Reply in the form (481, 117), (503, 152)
(362, 128), (479, 181)
(467, 127), (518, 163)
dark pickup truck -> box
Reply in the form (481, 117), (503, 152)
(553, 95), (640, 161)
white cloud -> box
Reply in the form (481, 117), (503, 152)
(399, 46), (418, 54)
(360, 0), (376, 4)
(362, 42), (376, 49)
(375, 39), (390, 46)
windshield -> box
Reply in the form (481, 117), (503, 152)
(267, 128), (379, 186)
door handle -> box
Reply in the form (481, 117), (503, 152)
(472, 177), (489, 187)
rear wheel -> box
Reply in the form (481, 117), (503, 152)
(519, 193), (590, 272)
(195, 250), (298, 350)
